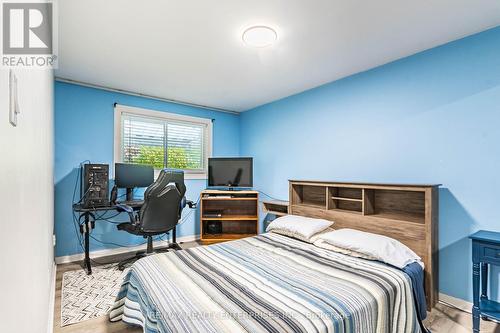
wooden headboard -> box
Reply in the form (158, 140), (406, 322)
(288, 180), (439, 309)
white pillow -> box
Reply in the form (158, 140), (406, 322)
(315, 228), (421, 269)
(309, 227), (336, 243)
(266, 215), (333, 243)
(314, 238), (377, 260)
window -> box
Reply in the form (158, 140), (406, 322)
(114, 104), (212, 179)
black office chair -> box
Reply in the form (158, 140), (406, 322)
(115, 169), (195, 269)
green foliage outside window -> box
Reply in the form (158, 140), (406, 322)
(128, 146), (201, 170)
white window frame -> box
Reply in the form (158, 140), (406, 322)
(114, 104), (212, 180)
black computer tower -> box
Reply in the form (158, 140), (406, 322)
(82, 164), (109, 208)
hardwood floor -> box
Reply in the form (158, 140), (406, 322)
(54, 242), (500, 333)
(424, 303), (500, 333)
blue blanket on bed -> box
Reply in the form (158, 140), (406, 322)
(403, 262), (430, 332)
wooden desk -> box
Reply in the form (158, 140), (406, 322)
(470, 230), (500, 332)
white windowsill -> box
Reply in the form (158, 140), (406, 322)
(153, 169), (207, 180)
(184, 173), (208, 180)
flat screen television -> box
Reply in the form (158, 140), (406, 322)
(208, 157), (253, 188)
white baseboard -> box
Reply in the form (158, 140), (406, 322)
(47, 261), (56, 333)
(439, 293), (500, 325)
(55, 235), (199, 264)
(439, 292), (472, 313)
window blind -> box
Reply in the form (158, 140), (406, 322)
(121, 113), (205, 171)
(167, 122), (204, 170)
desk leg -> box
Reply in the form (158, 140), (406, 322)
(83, 213), (92, 275)
(481, 263), (488, 299)
(473, 262), (480, 333)
(481, 263), (489, 320)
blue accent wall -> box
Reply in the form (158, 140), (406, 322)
(240, 27), (500, 302)
(55, 81), (240, 257)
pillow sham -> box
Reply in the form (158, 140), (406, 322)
(315, 228), (421, 269)
(266, 215), (333, 243)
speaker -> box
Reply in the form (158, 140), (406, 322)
(82, 164), (109, 208)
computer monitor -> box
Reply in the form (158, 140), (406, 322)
(115, 163), (154, 200)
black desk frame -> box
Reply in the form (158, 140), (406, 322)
(73, 203), (178, 274)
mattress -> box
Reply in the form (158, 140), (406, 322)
(110, 233), (421, 333)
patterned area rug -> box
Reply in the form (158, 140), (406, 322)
(61, 265), (129, 326)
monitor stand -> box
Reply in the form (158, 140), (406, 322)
(126, 188), (134, 201)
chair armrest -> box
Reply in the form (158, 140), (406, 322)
(115, 203), (136, 223)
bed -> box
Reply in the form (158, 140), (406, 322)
(110, 232), (424, 333)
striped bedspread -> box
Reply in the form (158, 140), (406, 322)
(110, 233), (421, 333)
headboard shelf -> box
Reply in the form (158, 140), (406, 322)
(331, 196), (363, 202)
(370, 210), (425, 224)
(289, 180), (439, 309)
(329, 207), (363, 215)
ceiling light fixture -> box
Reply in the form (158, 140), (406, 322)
(242, 26), (277, 48)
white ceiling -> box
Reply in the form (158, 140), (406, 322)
(56, 0), (500, 112)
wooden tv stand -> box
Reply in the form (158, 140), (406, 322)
(200, 190), (259, 244)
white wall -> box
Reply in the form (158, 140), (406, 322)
(0, 68), (54, 333)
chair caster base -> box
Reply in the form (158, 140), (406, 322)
(167, 242), (182, 251)
(117, 243), (182, 270)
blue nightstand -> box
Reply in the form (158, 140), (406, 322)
(470, 230), (500, 332)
